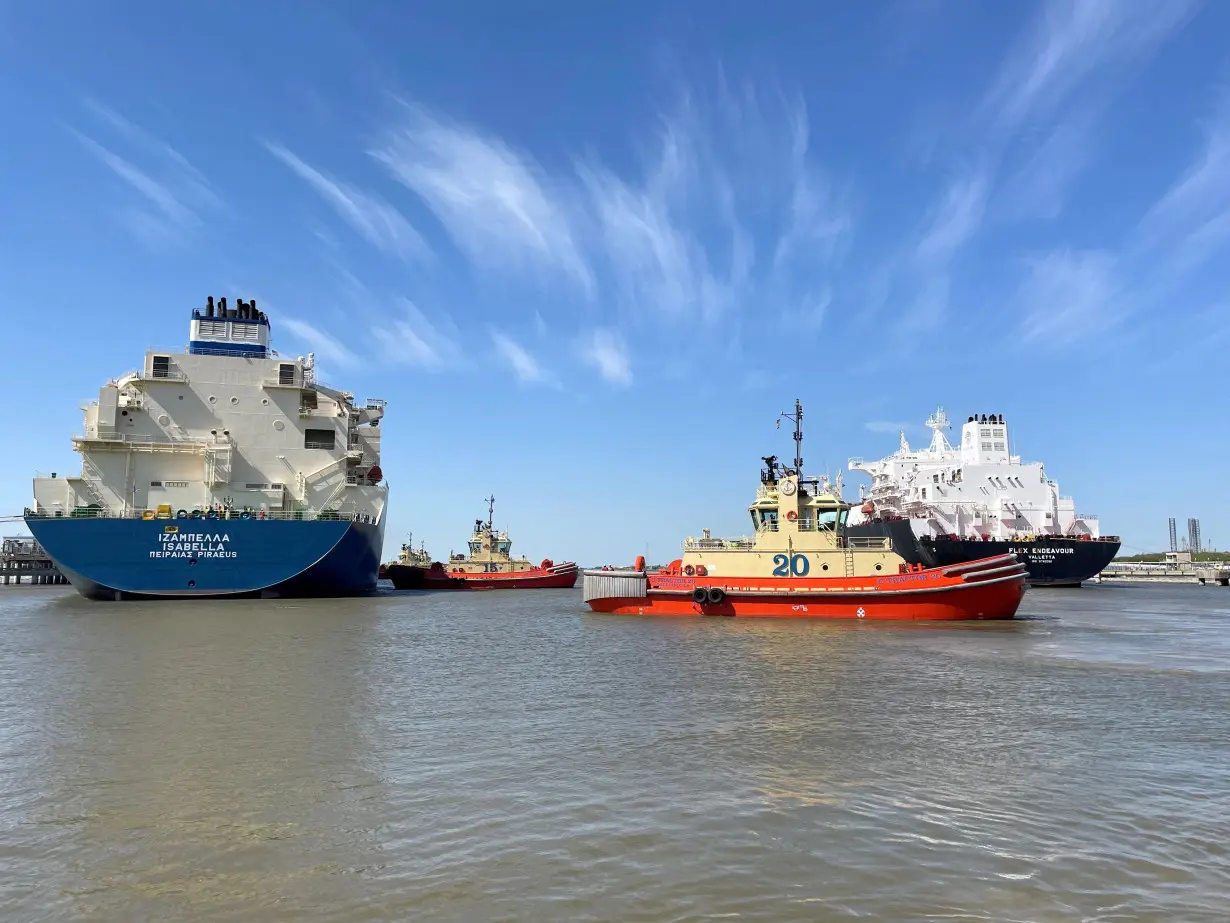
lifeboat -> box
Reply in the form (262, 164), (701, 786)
(582, 400), (1026, 620)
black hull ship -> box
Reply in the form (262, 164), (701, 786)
(843, 519), (1121, 587)
(844, 410), (1120, 587)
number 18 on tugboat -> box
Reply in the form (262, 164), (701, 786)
(582, 400), (1028, 619)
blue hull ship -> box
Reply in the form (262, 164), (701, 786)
(25, 514), (384, 600)
(27, 295), (390, 602)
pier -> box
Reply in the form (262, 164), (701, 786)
(1, 536), (67, 586)
(1097, 551), (1229, 586)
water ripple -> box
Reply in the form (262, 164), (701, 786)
(0, 583), (1228, 921)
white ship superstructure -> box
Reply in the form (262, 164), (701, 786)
(31, 296), (387, 523)
(846, 409), (1099, 541)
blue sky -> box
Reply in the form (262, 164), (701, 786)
(1, 0), (1228, 563)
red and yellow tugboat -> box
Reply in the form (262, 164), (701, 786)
(387, 496), (578, 590)
(583, 401), (1027, 620)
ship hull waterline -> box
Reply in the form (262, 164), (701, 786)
(845, 522), (1121, 587)
(24, 516), (385, 601)
(585, 556), (1028, 620)
(387, 563), (579, 591)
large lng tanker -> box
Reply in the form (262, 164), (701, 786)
(386, 496), (578, 590)
(582, 401), (1027, 619)
(845, 409), (1120, 587)
(24, 297), (388, 600)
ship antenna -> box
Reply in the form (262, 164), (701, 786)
(485, 494), (495, 532)
(777, 398), (804, 476)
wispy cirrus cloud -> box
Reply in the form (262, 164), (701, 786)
(379, 298), (459, 371)
(275, 315), (361, 367)
(370, 101), (592, 291)
(491, 330), (557, 386)
(914, 169), (990, 266)
(980, 0), (1201, 137)
(365, 83), (850, 373)
(864, 420), (916, 435)
(1017, 249), (1119, 345)
(579, 328), (632, 386)
(1017, 94), (1230, 347)
(68, 104), (220, 246)
(265, 142), (431, 262)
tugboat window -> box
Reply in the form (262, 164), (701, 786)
(817, 510), (838, 531)
(279, 363), (295, 385)
(303, 429), (335, 450)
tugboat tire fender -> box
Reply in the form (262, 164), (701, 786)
(691, 586), (708, 605)
(706, 586), (725, 605)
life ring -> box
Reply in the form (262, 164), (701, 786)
(176, 509), (187, 519)
(190, 510), (202, 519)
(786, 510), (798, 521)
(240, 511), (251, 520)
(141, 509), (155, 520)
(684, 564), (695, 576)
(695, 564), (708, 577)
(205, 509), (219, 520)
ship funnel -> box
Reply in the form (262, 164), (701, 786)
(206, 295), (215, 317)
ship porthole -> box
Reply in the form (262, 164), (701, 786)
(178, 395), (184, 400)
(208, 395), (217, 404)
(273, 420), (286, 431)
(875, 564), (882, 571)
(230, 396), (239, 405)
(187, 580), (196, 588)
(822, 564), (829, 571)
(158, 414), (170, 426)
(261, 398), (269, 405)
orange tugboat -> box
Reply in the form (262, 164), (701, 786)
(387, 496), (578, 591)
(583, 401), (1027, 620)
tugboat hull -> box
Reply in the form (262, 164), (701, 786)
(388, 561), (579, 590)
(584, 554), (1027, 620)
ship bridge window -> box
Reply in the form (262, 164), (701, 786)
(468, 541), (481, 555)
(279, 363), (295, 385)
(497, 541), (511, 554)
(152, 355), (170, 379)
(753, 509), (779, 531)
(817, 510), (838, 532)
(304, 428), (336, 450)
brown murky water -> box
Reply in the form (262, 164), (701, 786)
(2, 583), (1228, 921)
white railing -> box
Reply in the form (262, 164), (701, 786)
(683, 536), (757, 551)
(74, 433), (214, 452)
(1075, 512), (1099, 521)
(843, 535), (892, 550)
(136, 368), (189, 382)
(26, 506), (379, 524)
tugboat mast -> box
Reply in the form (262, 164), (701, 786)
(485, 494), (496, 531)
(777, 399), (804, 476)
